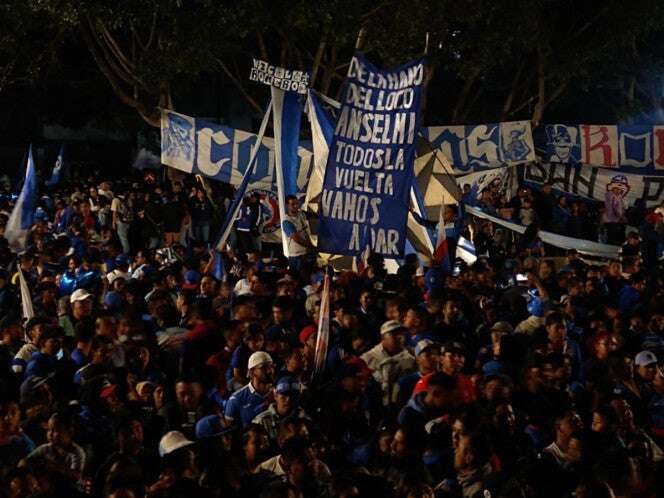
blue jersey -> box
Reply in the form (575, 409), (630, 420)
(225, 383), (270, 427)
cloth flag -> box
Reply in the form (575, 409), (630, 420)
(271, 87), (305, 257)
(433, 204), (451, 272)
(214, 101), (273, 251)
(312, 268), (331, 378)
(46, 145), (64, 188)
(212, 250), (225, 282)
(18, 267), (34, 322)
(6, 145), (37, 253)
(303, 90), (336, 211)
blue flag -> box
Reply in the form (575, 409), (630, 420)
(46, 145), (64, 188)
(212, 251), (225, 281)
(6, 145), (38, 253)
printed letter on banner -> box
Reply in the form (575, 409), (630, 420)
(317, 52), (425, 257)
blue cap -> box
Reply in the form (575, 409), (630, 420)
(482, 360), (503, 376)
(275, 376), (302, 395)
(527, 288), (544, 317)
(182, 270), (201, 290)
(115, 254), (131, 267)
(104, 291), (123, 313)
(195, 414), (234, 439)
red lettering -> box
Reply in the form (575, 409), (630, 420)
(654, 129), (664, 167)
(581, 125), (615, 166)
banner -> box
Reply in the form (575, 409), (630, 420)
(160, 110), (313, 192)
(465, 205), (620, 259)
(458, 165), (519, 204)
(317, 52), (426, 257)
(249, 58), (309, 94)
(524, 162), (664, 207)
(535, 124), (664, 172)
(423, 121), (536, 174)
(45, 145), (63, 188)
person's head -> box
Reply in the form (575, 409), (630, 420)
(359, 290), (374, 310)
(272, 296), (294, 325)
(115, 416), (144, 453)
(493, 402), (516, 434)
(248, 351), (275, 386)
(242, 424), (270, 465)
(90, 336), (114, 365)
(286, 195), (299, 215)
(634, 350), (657, 382)
(380, 321), (406, 355)
(424, 372), (457, 411)
(70, 289), (94, 319)
(403, 306), (427, 332)
(442, 299), (459, 323)
(47, 412), (74, 448)
(454, 432), (490, 473)
(39, 326), (62, 356)
(274, 377), (301, 416)
(440, 342), (466, 375)
(233, 296), (258, 322)
(415, 340), (440, 375)
(244, 325), (265, 352)
(591, 406), (617, 434)
(200, 275), (216, 296)
(280, 436), (311, 486)
(553, 410), (582, 443)
(545, 312), (567, 346)
(175, 379), (202, 411)
(629, 271), (647, 293)
(0, 398), (21, 438)
(25, 317), (49, 345)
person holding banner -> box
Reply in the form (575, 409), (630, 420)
(282, 195), (313, 271)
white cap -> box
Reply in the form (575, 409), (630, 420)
(247, 351), (273, 371)
(70, 289), (93, 304)
(158, 431), (194, 458)
(635, 350), (657, 367)
(380, 320), (406, 336)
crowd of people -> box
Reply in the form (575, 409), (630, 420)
(0, 170), (664, 498)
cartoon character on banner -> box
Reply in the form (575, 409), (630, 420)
(606, 175), (631, 199)
(164, 113), (194, 162)
(501, 125), (531, 162)
(248, 189), (281, 237)
(545, 125), (580, 163)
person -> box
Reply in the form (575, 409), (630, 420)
(453, 432), (494, 498)
(604, 180), (628, 245)
(111, 189), (133, 254)
(225, 351), (275, 428)
(361, 320), (416, 405)
(281, 195), (313, 271)
(190, 188), (212, 243)
(236, 193), (262, 255)
(252, 376), (308, 441)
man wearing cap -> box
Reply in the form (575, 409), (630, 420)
(361, 320), (416, 406)
(396, 339), (440, 406)
(59, 288), (94, 339)
(225, 351), (275, 428)
(635, 351), (658, 401)
(253, 375), (309, 441)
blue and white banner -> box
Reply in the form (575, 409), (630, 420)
(6, 145), (37, 253)
(45, 145), (63, 188)
(304, 90), (336, 211)
(317, 52), (426, 257)
(423, 122), (536, 174)
(160, 109), (314, 193)
(271, 87), (305, 256)
(524, 161), (664, 207)
(534, 124), (664, 173)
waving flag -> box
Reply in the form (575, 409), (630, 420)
(46, 145), (64, 188)
(6, 146), (37, 253)
(212, 250), (225, 282)
(312, 268), (331, 378)
(271, 87), (305, 257)
(304, 90), (336, 212)
(213, 100), (273, 251)
(18, 267), (34, 322)
(432, 204), (451, 272)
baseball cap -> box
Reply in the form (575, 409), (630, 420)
(482, 360), (503, 376)
(441, 341), (466, 356)
(70, 289), (93, 304)
(159, 431), (195, 457)
(275, 376), (302, 395)
(299, 325), (316, 344)
(415, 339), (438, 356)
(490, 321), (514, 335)
(247, 351), (273, 371)
(115, 254), (131, 267)
(195, 415), (234, 439)
(182, 270), (201, 290)
(635, 350), (657, 367)
(100, 382), (118, 399)
(380, 320), (406, 336)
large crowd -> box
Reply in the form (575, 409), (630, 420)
(1, 170), (664, 498)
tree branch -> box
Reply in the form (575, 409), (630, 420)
(217, 58), (264, 116)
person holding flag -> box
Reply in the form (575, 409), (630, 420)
(409, 203), (464, 272)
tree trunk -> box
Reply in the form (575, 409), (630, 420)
(451, 67), (480, 123)
(531, 45), (546, 127)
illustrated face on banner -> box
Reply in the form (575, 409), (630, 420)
(162, 112), (195, 171)
(501, 123), (532, 162)
(606, 175), (631, 198)
(545, 124), (580, 163)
